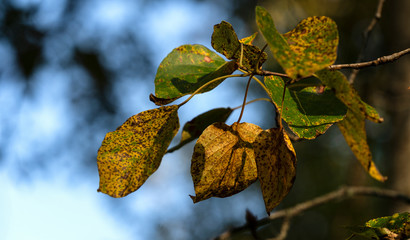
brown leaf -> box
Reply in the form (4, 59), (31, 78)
(190, 122), (262, 202)
(253, 128), (297, 214)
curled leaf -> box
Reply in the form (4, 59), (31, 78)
(254, 128), (297, 214)
(212, 21), (267, 70)
(97, 105), (180, 197)
(190, 122), (262, 202)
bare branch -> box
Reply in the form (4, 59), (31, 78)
(212, 186), (410, 240)
(329, 48), (410, 70)
(349, 0), (387, 83)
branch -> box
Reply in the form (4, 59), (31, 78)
(329, 48), (410, 70)
(213, 186), (410, 240)
(349, 0), (386, 83)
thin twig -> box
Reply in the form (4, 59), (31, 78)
(237, 74), (253, 123)
(212, 186), (410, 240)
(329, 48), (410, 70)
(349, 0), (386, 83)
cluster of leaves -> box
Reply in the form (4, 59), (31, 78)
(347, 212), (409, 239)
(97, 6), (386, 214)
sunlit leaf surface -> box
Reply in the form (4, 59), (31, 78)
(167, 107), (233, 153)
(190, 122), (262, 202)
(154, 44), (237, 101)
(256, 6), (338, 79)
(265, 75), (347, 139)
(97, 105), (179, 197)
(316, 69), (386, 181)
(254, 127), (297, 213)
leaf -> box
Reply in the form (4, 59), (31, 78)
(347, 212), (409, 240)
(154, 44), (237, 100)
(264, 75), (347, 139)
(167, 107), (234, 153)
(190, 122), (262, 203)
(97, 105), (180, 197)
(315, 69), (386, 181)
(211, 21), (267, 70)
(255, 6), (338, 79)
(149, 93), (178, 106)
(253, 127), (297, 214)
(240, 32), (258, 45)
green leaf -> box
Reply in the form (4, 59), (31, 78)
(154, 44), (237, 101)
(264, 75), (347, 139)
(347, 212), (409, 239)
(255, 6), (338, 79)
(211, 21), (267, 70)
(253, 127), (297, 213)
(190, 122), (262, 203)
(97, 105), (180, 197)
(315, 69), (386, 181)
(167, 107), (234, 153)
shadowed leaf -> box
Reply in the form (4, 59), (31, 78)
(154, 44), (237, 100)
(265, 75), (347, 139)
(254, 127), (297, 213)
(212, 21), (267, 70)
(97, 105), (180, 197)
(167, 107), (233, 153)
(256, 6), (338, 79)
(149, 93), (178, 106)
(190, 122), (262, 203)
(316, 69), (386, 181)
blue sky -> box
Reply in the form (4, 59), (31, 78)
(0, 1), (270, 239)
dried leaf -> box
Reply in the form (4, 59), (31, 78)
(212, 21), (267, 70)
(190, 122), (262, 202)
(265, 75), (347, 139)
(97, 105), (179, 197)
(167, 107), (233, 153)
(254, 127), (297, 213)
(315, 69), (386, 181)
(154, 44), (237, 100)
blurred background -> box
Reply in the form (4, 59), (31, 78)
(0, 0), (409, 239)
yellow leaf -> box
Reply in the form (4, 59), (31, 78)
(316, 69), (386, 181)
(253, 128), (297, 214)
(338, 110), (387, 182)
(190, 122), (262, 202)
(97, 105), (179, 197)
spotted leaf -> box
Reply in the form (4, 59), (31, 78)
(347, 212), (409, 239)
(190, 122), (262, 203)
(254, 127), (297, 214)
(211, 21), (267, 70)
(153, 44), (237, 101)
(97, 105), (180, 197)
(315, 69), (386, 181)
(265, 75), (347, 139)
(256, 6), (338, 79)
(167, 107), (233, 153)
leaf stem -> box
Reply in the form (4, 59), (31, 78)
(236, 74), (253, 123)
(178, 73), (249, 108)
(231, 98), (272, 110)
